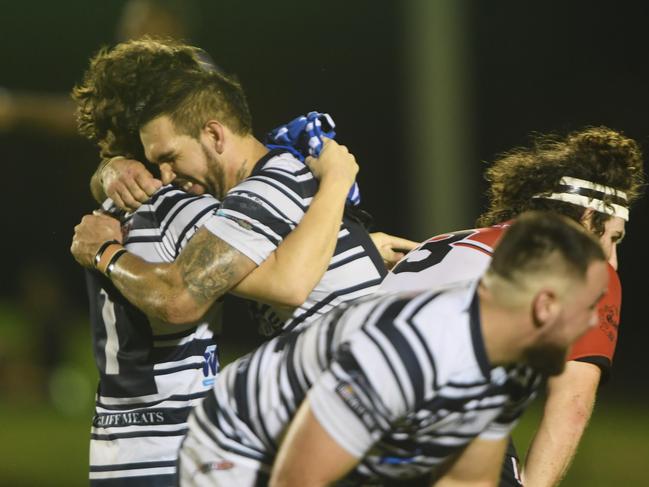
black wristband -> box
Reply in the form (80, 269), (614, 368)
(105, 248), (128, 276)
(94, 239), (121, 268)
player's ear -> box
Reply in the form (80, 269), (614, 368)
(531, 289), (560, 330)
(203, 120), (226, 154)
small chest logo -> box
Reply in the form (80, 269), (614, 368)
(202, 345), (219, 386)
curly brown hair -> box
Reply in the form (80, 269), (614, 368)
(477, 127), (645, 235)
(72, 37), (251, 159)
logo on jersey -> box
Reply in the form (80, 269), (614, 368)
(203, 345), (219, 386)
(598, 303), (620, 342)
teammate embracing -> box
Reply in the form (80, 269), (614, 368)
(381, 126), (645, 486)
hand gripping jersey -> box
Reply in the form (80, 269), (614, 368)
(86, 186), (222, 486)
(380, 222), (622, 376)
(178, 281), (541, 485)
(203, 149), (386, 335)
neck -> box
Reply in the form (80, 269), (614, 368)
(233, 135), (269, 183)
(477, 283), (532, 368)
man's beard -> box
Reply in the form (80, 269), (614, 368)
(523, 343), (568, 377)
(202, 144), (226, 199)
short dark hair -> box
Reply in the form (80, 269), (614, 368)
(72, 37), (251, 159)
(488, 211), (606, 289)
(477, 127), (645, 235)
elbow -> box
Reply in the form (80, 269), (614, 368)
(278, 284), (311, 308)
(155, 294), (207, 325)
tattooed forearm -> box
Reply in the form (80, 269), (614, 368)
(108, 227), (256, 324)
(177, 228), (250, 307)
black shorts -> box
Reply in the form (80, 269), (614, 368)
(499, 438), (524, 487)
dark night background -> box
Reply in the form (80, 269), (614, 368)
(0, 1), (647, 485)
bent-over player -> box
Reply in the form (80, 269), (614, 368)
(178, 212), (609, 486)
(381, 126), (645, 486)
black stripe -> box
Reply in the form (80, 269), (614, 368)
(249, 149), (292, 176)
(249, 169), (317, 201)
(90, 460), (177, 472)
(222, 192), (294, 235)
(327, 250), (365, 271)
(283, 278), (383, 333)
(147, 185), (180, 205)
(237, 174), (309, 212)
(557, 184), (627, 206)
(362, 327), (409, 403)
(93, 407), (193, 428)
(227, 188), (297, 224)
(153, 363), (202, 376)
(468, 291), (491, 378)
(91, 428), (187, 440)
(173, 203), (220, 256)
(375, 299), (426, 405)
(196, 399), (267, 462)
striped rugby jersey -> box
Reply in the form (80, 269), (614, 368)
(187, 281), (541, 483)
(86, 185), (222, 486)
(203, 149), (386, 335)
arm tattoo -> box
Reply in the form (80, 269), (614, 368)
(177, 228), (247, 306)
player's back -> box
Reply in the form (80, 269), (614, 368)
(87, 186), (222, 486)
(381, 224), (508, 293)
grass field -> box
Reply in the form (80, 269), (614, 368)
(0, 395), (647, 486)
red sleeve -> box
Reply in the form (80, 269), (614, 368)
(567, 264), (621, 379)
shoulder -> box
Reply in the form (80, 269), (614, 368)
(381, 227), (499, 292)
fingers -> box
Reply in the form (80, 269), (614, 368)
(383, 235), (420, 252)
(102, 158), (162, 211)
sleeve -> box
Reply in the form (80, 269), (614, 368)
(164, 194), (222, 255)
(202, 159), (316, 264)
(126, 188), (220, 263)
(308, 321), (422, 458)
(567, 264), (621, 377)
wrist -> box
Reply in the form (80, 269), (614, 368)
(318, 175), (354, 195)
(99, 156), (124, 186)
(94, 240), (127, 276)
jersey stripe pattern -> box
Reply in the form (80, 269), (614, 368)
(380, 222), (622, 377)
(185, 282), (540, 483)
(86, 186), (222, 486)
(203, 149), (386, 336)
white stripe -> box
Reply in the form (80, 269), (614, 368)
(89, 466), (176, 479)
(535, 192), (629, 220)
(100, 290), (119, 375)
(561, 176), (627, 199)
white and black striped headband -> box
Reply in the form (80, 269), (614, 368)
(533, 176), (629, 221)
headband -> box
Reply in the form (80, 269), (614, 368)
(533, 176), (629, 221)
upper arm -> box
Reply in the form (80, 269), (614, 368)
(567, 265), (621, 377)
(173, 227), (257, 315)
(270, 398), (360, 487)
(434, 437), (508, 486)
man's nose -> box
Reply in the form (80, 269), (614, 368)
(159, 163), (176, 185)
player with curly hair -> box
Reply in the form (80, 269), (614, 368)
(382, 126), (645, 487)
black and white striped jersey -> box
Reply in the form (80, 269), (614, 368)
(188, 281), (541, 482)
(203, 149), (386, 335)
(86, 185), (222, 486)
